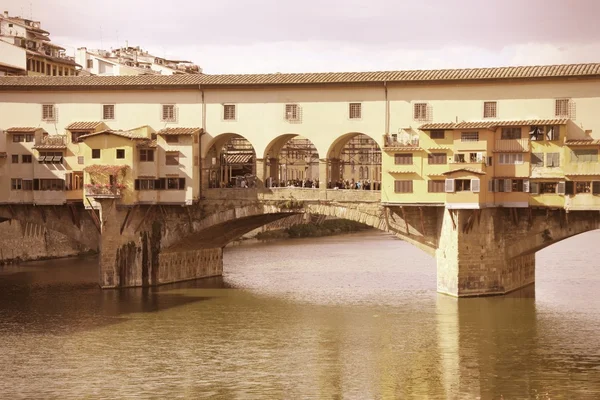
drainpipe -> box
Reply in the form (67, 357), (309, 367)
(199, 84), (205, 199)
(384, 81), (390, 136)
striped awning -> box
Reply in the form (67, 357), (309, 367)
(224, 154), (253, 164)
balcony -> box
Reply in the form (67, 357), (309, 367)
(85, 184), (123, 199)
(34, 135), (67, 149)
(494, 139), (530, 152)
(383, 135), (420, 151)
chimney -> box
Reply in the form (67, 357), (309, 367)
(3, 11), (9, 18)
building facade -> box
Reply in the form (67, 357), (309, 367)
(76, 46), (201, 76)
(1, 63), (600, 211)
(0, 11), (79, 76)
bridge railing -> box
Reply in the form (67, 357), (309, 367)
(202, 188), (381, 202)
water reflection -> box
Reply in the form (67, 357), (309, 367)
(0, 231), (599, 399)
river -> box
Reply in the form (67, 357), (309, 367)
(0, 230), (599, 399)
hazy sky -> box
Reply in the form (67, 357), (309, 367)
(7, 0), (600, 73)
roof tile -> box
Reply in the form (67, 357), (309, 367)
(157, 127), (201, 135)
(67, 121), (104, 130)
(6, 127), (39, 133)
(0, 63), (600, 89)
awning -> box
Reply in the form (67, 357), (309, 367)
(52, 156), (63, 162)
(38, 156), (46, 162)
(224, 154), (253, 164)
(442, 168), (486, 176)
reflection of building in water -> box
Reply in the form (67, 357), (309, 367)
(276, 137), (319, 182)
(207, 136), (255, 187)
(339, 135), (382, 182)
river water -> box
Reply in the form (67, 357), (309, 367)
(0, 231), (599, 399)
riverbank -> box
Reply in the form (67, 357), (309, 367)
(255, 219), (371, 240)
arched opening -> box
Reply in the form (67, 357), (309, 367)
(205, 133), (257, 188)
(264, 134), (320, 188)
(327, 133), (382, 190)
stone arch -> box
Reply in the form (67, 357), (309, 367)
(204, 133), (257, 189)
(262, 134), (320, 186)
(161, 202), (438, 256)
(0, 205), (99, 250)
(326, 132), (383, 188)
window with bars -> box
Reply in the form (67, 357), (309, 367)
(546, 152), (560, 167)
(555, 99), (570, 117)
(571, 149), (598, 163)
(394, 180), (413, 193)
(501, 127), (521, 139)
(428, 153), (446, 164)
(349, 103), (362, 119)
(285, 104), (300, 121)
(430, 130), (444, 139)
(165, 152), (179, 166)
(102, 104), (115, 120)
(223, 104), (236, 120)
(139, 149), (154, 162)
(531, 153), (544, 167)
(461, 132), (479, 142)
(413, 103), (428, 121)
(42, 104), (55, 120)
(498, 153), (524, 164)
(483, 101), (497, 118)
(162, 104), (176, 122)
(428, 180), (445, 193)
(394, 153), (413, 165)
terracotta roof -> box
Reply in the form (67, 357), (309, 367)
(78, 129), (147, 140)
(383, 146), (423, 151)
(388, 170), (417, 174)
(420, 123), (457, 130)
(137, 139), (157, 148)
(422, 119), (570, 131)
(5, 127), (39, 133)
(564, 172), (600, 176)
(67, 121), (104, 130)
(33, 144), (67, 149)
(565, 139), (600, 146)
(443, 168), (486, 176)
(1, 62), (600, 89)
(157, 127), (200, 135)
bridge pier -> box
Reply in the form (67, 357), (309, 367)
(97, 200), (223, 288)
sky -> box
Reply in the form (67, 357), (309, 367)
(5, 0), (600, 74)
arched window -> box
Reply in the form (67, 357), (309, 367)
(359, 166), (364, 179)
(364, 167), (369, 179)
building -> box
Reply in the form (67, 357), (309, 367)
(1, 62), (600, 211)
(0, 10), (80, 76)
(76, 46), (202, 76)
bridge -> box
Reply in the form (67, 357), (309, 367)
(1, 188), (599, 297)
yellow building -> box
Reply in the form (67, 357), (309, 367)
(2, 62), (600, 211)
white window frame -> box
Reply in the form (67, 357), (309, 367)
(413, 103), (429, 121)
(498, 153), (524, 165)
(461, 132), (479, 142)
(161, 104), (177, 122)
(285, 104), (300, 121)
(555, 98), (570, 117)
(42, 104), (56, 121)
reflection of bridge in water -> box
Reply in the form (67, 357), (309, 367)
(2, 187), (599, 297)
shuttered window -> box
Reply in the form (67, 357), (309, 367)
(501, 127), (521, 139)
(428, 153), (446, 165)
(546, 153), (560, 167)
(531, 153), (544, 167)
(430, 130), (444, 139)
(394, 180), (413, 193)
(571, 149), (598, 163)
(498, 153), (524, 164)
(162, 105), (176, 122)
(394, 153), (413, 165)
(428, 180), (445, 193)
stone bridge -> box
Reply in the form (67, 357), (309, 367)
(1, 189), (599, 297)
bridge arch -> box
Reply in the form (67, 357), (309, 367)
(262, 134), (320, 186)
(160, 201), (438, 256)
(204, 133), (257, 188)
(326, 132), (383, 188)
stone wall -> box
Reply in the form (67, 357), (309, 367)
(0, 220), (89, 264)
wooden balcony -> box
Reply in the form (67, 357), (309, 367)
(493, 139), (530, 152)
